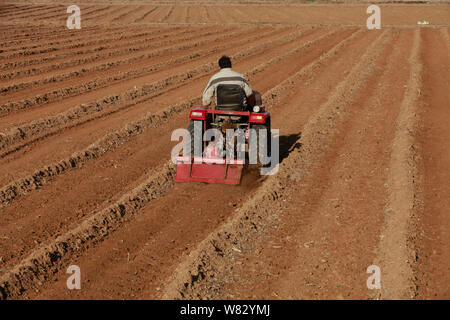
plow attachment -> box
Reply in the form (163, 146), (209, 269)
(175, 156), (245, 185)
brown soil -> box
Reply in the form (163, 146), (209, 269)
(0, 2), (448, 300)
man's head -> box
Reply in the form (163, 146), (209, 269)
(218, 56), (232, 69)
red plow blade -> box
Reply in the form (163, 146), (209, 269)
(175, 156), (244, 185)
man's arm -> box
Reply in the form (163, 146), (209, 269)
(242, 79), (253, 97)
(202, 78), (215, 106)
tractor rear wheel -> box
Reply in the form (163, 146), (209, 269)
(249, 122), (271, 166)
(188, 120), (203, 157)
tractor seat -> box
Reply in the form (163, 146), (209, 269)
(215, 84), (247, 111)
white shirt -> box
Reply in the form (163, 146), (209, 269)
(202, 68), (253, 106)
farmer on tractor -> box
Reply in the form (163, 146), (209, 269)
(174, 55), (271, 185)
(202, 56), (258, 109)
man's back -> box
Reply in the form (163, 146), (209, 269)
(202, 66), (253, 106)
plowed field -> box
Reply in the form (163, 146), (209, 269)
(0, 1), (449, 300)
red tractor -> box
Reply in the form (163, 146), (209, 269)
(175, 84), (271, 185)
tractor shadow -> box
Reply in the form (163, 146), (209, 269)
(278, 132), (302, 164)
(242, 132), (302, 186)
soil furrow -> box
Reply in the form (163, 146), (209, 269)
(0, 30), (152, 61)
(414, 28), (450, 299)
(0, 28), (319, 152)
(161, 6), (175, 23)
(3, 26), (316, 204)
(0, 27), (338, 219)
(6, 6), (66, 21)
(0, 162), (176, 300)
(32, 27), (372, 300)
(0, 27), (324, 208)
(111, 6), (141, 23)
(214, 29), (413, 300)
(2, 5), (450, 26)
(0, 24), (128, 48)
(0, 5), (64, 20)
(0, 25), (177, 61)
(33, 5), (110, 22)
(81, 6), (119, 21)
(0, 5), (59, 19)
(0, 28), (348, 268)
(86, 6), (130, 22)
(0, 27), (183, 74)
(160, 29), (392, 299)
(374, 28), (423, 299)
(0, 27), (362, 300)
(37, 28), (377, 301)
(0, 27), (284, 124)
(0, 27), (226, 81)
(135, 6), (158, 23)
(0, 25), (219, 68)
(0, 26), (270, 110)
(119, 6), (152, 23)
(1, 5), (447, 301)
